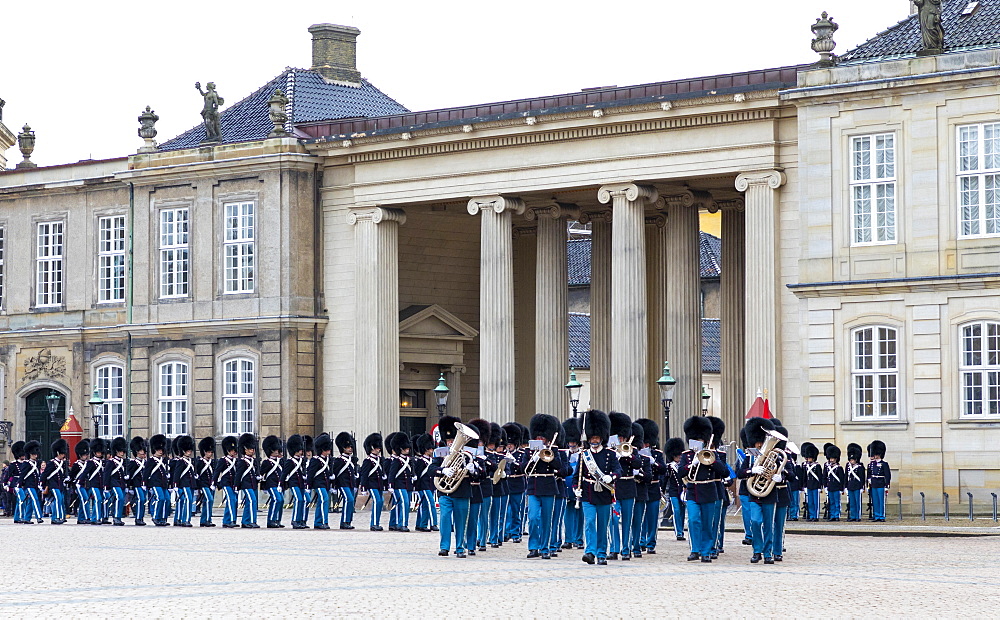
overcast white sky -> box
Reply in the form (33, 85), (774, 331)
(1, 0), (911, 167)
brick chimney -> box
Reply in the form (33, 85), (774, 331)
(309, 24), (362, 84)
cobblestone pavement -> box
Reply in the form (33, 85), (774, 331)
(3, 518), (998, 617)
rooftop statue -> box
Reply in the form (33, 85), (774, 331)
(914, 0), (945, 54)
(195, 81), (224, 143)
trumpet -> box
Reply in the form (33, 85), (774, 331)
(615, 435), (635, 458)
(525, 433), (558, 477)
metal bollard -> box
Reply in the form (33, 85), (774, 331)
(968, 492), (975, 521)
(920, 492), (926, 521)
(897, 491), (902, 521)
(991, 493), (997, 522)
(944, 492), (950, 521)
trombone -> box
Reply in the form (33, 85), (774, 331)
(525, 433), (558, 477)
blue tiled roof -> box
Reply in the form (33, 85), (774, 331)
(839, 1), (1000, 63)
(567, 232), (721, 286)
(159, 68), (408, 151)
(567, 313), (721, 373)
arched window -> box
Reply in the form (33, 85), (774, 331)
(960, 321), (1000, 417)
(851, 326), (898, 419)
(94, 363), (125, 437)
(158, 361), (189, 437)
(223, 358), (255, 435)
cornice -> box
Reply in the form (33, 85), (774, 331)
(788, 272), (1000, 298)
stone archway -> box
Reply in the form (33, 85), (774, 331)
(23, 387), (67, 460)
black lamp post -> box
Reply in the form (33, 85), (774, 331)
(701, 385), (711, 416)
(656, 361), (677, 437)
(565, 369), (583, 418)
(45, 390), (62, 424)
(88, 388), (105, 438)
(433, 373), (450, 417)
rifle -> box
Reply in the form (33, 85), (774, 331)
(823, 496), (830, 520)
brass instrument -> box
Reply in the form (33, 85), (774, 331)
(615, 435), (635, 458)
(683, 434), (715, 484)
(491, 451), (508, 484)
(433, 422), (479, 495)
(747, 429), (789, 498)
(525, 432), (558, 477)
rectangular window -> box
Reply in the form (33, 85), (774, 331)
(159, 362), (189, 436)
(223, 201), (255, 294)
(95, 364), (125, 438)
(850, 134), (897, 245)
(0, 226), (5, 309)
(160, 208), (190, 298)
(960, 321), (1000, 417)
(98, 215), (126, 303)
(852, 326), (899, 419)
(957, 123), (1000, 238)
(36, 221), (64, 307)
(223, 358), (254, 435)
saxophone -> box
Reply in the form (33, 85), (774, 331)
(747, 429), (789, 498)
(434, 422), (480, 495)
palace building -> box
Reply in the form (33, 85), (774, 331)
(1, 4), (999, 504)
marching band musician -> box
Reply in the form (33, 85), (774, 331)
(786, 437), (802, 522)
(144, 435), (170, 526)
(608, 412), (641, 561)
(105, 437), (129, 526)
(18, 441), (43, 524)
(170, 435), (197, 527)
(387, 432), (415, 533)
(333, 432), (358, 531)
(215, 436), (239, 528)
(800, 442), (823, 522)
(663, 437), (687, 542)
(549, 431), (568, 557)
(520, 414), (569, 560)
(771, 425), (797, 562)
(706, 416), (729, 559)
(502, 423), (526, 544)
(44, 439), (69, 524)
(487, 423), (510, 547)
(577, 409), (622, 566)
(737, 417), (780, 565)
(359, 433), (387, 531)
(628, 422), (651, 559)
(413, 433), (438, 532)
(261, 435), (285, 529)
(824, 444), (846, 522)
(636, 418), (667, 554)
(196, 437), (216, 527)
(431, 415), (481, 558)
(306, 433), (332, 530)
(737, 429), (753, 546)
(678, 416), (728, 563)
(845, 443), (866, 522)
(561, 418), (584, 552)
(867, 440), (891, 522)
(465, 418), (494, 553)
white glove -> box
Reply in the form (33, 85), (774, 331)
(751, 465), (765, 474)
(771, 474), (782, 483)
(504, 453), (516, 462)
(466, 461), (477, 473)
(569, 453), (580, 464)
(573, 488), (582, 499)
(601, 474), (613, 484)
(632, 469), (641, 476)
(442, 467), (455, 477)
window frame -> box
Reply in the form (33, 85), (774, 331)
(159, 207), (190, 299)
(35, 220), (65, 308)
(222, 200), (255, 295)
(850, 325), (900, 421)
(97, 215), (127, 304)
(93, 362), (125, 438)
(849, 133), (898, 246)
(956, 122), (1000, 239)
(157, 360), (190, 437)
(959, 320), (1000, 418)
(0, 225), (5, 310)
(221, 356), (255, 436)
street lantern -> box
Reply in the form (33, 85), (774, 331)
(88, 388), (105, 438)
(656, 361), (677, 435)
(701, 385), (711, 416)
(45, 390), (62, 424)
(433, 373), (450, 417)
(565, 369), (583, 418)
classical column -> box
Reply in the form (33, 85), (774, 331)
(348, 206), (406, 437)
(598, 183), (658, 418)
(580, 209), (612, 411)
(468, 195), (525, 424)
(645, 212), (668, 424)
(736, 170), (786, 407)
(718, 198), (746, 437)
(663, 190), (706, 430)
(527, 203), (572, 418)
(512, 225), (537, 424)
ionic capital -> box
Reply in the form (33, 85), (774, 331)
(346, 206), (407, 226)
(712, 197), (745, 212)
(512, 225), (537, 240)
(661, 189), (713, 210)
(467, 195), (526, 216)
(597, 183), (659, 205)
(524, 201), (579, 221)
(735, 170), (786, 192)
(644, 213), (667, 228)
(578, 209), (612, 225)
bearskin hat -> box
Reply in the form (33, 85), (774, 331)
(516, 423), (530, 445)
(739, 428), (749, 449)
(286, 434), (304, 455)
(468, 419), (491, 448)
(489, 422), (504, 448)
(390, 432), (412, 454)
(868, 440), (886, 458)
(10, 441), (25, 459)
(825, 443), (841, 461)
(51, 438), (69, 457)
(24, 440), (41, 457)
(129, 436), (146, 456)
(75, 439), (91, 459)
(847, 442), (863, 461)
(773, 426), (789, 450)
(238, 433), (258, 455)
(635, 418), (659, 448)
(262, 435), (282, 456)
(363, 432), (383, 454)
(303, 435), (314, 454)
(583, 409), (611, 445)
(438, 416), (461, 441)
(562, 418), (581, 444)
(630, 422), (645, 448)
(415, 433), (436, 454)
(609, 411), (632, 439)
(800, 441), (819, 460)
(683, 416), (713, 443)
(529, 413), (560, 442)
(314, 433), (333, 454)
(198, 436), (216, 456)
(90, 438), (106, 455)
(111, 436), (128, 455)
(175, 435), (195, 455)
(502, 423), (521, 446)
(744, 417), (774, 447)
(664, 437), (686, 461)
(823, 442), (834, 457)
(384, 432), (401, 454)
(707, 416), (726, 447)
(149, 434), (167, 454)
(169, 437), (180, 457)
(335, 432), (353, 454)
(221, 435), (238, 454)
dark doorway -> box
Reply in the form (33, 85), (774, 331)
(399, 415), (427, 438)
(24, 389), (66, 461)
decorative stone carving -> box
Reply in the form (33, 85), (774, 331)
(467, 195), (525, 216)
(811, 12), (839, 67)
(21, 348), (67, 385)
(195, 81), (224, 143)
(267, 89), (289, 138)
(914, 0), (945, 55)
(138, 106), (159, 153)
(16, 124), (36, 169)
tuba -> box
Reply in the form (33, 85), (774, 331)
(747, 429), (789, 498)
(434, 422), (480, 495)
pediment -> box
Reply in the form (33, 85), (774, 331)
(399, 304), (478, 340)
